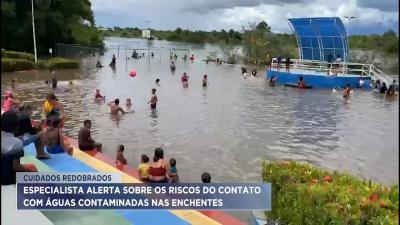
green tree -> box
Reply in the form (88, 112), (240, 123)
(1, 0), (103, 55)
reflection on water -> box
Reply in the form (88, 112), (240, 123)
(1, 38), (398, 188)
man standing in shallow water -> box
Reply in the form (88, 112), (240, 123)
(107, 98), (126, 115)
(148, 88), (158, 109)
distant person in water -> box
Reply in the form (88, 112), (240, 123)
(251, 70), (257, 77)
(374, 79), (381, 90)
(202, 75), (208, 87)
(241, 66), (247, 75)
(170, 61), (176, 71)
(155, 79), (160, 86)
(386, 84), (396, 96)
(269, 76), (276, 86)
(95, 89), (104, 101)
(110, 54), (116, 66)
(343, 84), (352, 98)
(96, 61), (103, 68)
(2, 91), (20, 113)
(151, 52), (154, 57)
(181, 72), (189, 87)
(297, 76), (306, 88)
(51, 70), (58, 88)
(107, 98), (126, 115)
(189, 55), (195, 60)
(380, 82), (388, 94)
(78, 119), (102, 151)
(11, 79), (16, 89)
(115, 145), (127, 165)
(148, 89), (158, 109)
(126, 98), (134, 112)
(201, 172), (211, 183)
(183, 54), (188, 61)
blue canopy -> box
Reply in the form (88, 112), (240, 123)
(288, 17), (349, 62)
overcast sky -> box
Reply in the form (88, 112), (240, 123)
(91, 0), (399, 35)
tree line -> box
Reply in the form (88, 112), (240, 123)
(1, 0), (104, 57)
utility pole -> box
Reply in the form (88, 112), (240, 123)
(343, 16), (355, 63)
(31, 0), (37, 62)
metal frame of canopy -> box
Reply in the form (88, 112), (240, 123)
(288, 17), (349, 64)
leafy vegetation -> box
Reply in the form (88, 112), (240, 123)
(1, 0), (104, 56)
(1, 51), (79, 72)
(262, 160), (398, 225)
(1, 50), (35, 61)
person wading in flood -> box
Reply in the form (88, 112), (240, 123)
(107, 98), (126, 115)
(148, 88), (158, 110)
(51, 70), (58, 89)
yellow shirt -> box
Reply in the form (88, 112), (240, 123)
(138, 163), (150, 179)
(43, 100), (53, 114)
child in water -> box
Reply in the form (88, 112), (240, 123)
(155, 79), (160, 86)
(115, 145), (127, 165)
(202, 75), (208, 87)
(138, 154), (150, 182)
(343, 84), (352, 98)
(126, 98), (133, 112)
(169, 158), (179, 183)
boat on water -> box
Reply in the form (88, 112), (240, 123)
(266, 17), (393, 89)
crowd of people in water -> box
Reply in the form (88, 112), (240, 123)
(2, 50), (398, 185)
(1, 56), (216, 185)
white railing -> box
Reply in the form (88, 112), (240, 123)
(271, 59), (392, 83)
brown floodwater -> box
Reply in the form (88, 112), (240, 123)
(1, 38), (398, 188)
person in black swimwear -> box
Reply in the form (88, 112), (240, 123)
(148, 88), (158, 109)
(51, 71), (57, 88)
(202, 75), (208, 87)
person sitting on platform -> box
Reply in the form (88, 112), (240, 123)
(2, 111), (38, 185)
(115, 144), (127, 165)
(78, 119), (102, 152)
(16, 103), (50, 159)
(138, 154), (150, 182)
(43, 116), (73, 155)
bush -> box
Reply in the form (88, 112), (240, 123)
(262, 160), (398, 225)
(47, 58), (80, 69)
(1, 50), (35, 62)
(1, 58), (35, 72)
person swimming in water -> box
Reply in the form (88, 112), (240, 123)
(51, 70), (58, 89)
(380, 82), (388, 94)
(96, 61), (103, 68)
(148, 88), (158, 109)
(343, 84), (352, 98)
(126, 98), (134, 112)
(107, 98), (126, 115)
(95, 89), (105, 102)
(155, 79), (160, 86)
(297, 76), (306, 88)
(170, 62), (176, 71)
(202, 75), (208, 87)
(269, 76), (276, 86)
(181, 72), (189, 87)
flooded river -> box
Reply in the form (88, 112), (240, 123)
(1, 37), (398, 187)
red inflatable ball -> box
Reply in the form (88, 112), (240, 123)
(129, 69), (137, 77)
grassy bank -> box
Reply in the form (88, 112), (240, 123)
(1, 50), (80, 72)
(262, 160), (398, 224)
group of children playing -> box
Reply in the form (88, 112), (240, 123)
(114, 145), (211, 183)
